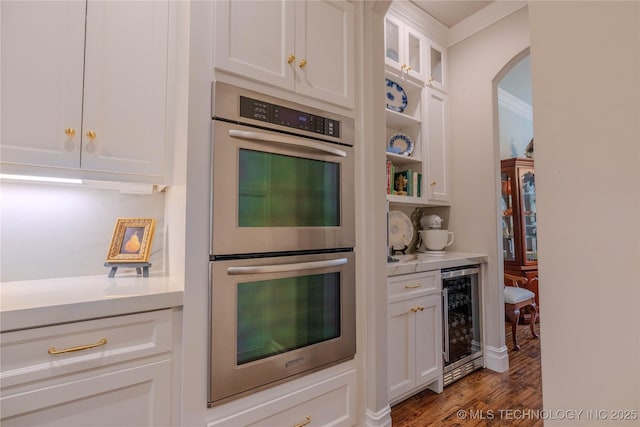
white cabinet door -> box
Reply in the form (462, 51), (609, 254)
(384, 13), (426, 83)
(388, 299), (416, 401)
(1, 360), (172, 427)
(82, 1), (168, 177)
(1, 1), (169, 180)
(294, 0), (354, 107)
(214, 0), (354, 108)
(0, 1), (85, 168)
(426, 88), (450, 203)
(427, 40), (447, 92)
(214, 0), (295, 90)
(415, 294), (442, 386)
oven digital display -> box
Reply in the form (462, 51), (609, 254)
(239, 96), (340, 138)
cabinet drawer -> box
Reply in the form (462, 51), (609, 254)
(388, 270), (440, 302)
(0, 309), (173, 388)
(208, 369), (357, 427)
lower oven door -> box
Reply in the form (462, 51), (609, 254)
(208, 251), (356, 406)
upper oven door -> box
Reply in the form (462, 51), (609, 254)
(211, 119), (355, 257)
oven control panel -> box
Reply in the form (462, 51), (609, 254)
(239, 96), (340, 138)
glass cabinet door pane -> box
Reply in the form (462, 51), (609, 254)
(430, 46), (443, 85)
(407, 31), (421, 74)
(521, 171), (537, 262)
(501, 172), (515, 261)
(385, 18), (400, 64)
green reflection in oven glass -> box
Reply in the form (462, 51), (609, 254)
(236, 273), (340, 365)
(238, 149), (340, 227)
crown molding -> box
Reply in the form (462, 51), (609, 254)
(448, 1), (527, 48)
(498, 87), (532, 121)
(390, 1), (448, 46)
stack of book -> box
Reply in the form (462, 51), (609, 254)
(386, 161), (422, 197)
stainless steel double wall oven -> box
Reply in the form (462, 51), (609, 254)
(208, 82), (356, 406)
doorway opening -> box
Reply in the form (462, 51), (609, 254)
(495, 50), (541, 362)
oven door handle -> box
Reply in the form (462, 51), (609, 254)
(227, 258), (348, 275)
(228, 129), (347, 157)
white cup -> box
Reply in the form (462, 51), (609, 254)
(421, 229), (454, 251)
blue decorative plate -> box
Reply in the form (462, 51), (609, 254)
(388, 133), (414, 156)
(386, 78), (407, 113)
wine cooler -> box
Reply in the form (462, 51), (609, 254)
(442, 266), (483, 386)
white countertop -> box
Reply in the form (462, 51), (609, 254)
(0, 273), (184, 332)
(387, 251), (488, 276)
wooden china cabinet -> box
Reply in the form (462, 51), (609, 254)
(501, 158), (539, 320)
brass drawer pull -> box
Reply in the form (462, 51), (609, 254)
(48, 338), (107, 355)
(404, 284), (422, 289)
(294, 416), (311, 427)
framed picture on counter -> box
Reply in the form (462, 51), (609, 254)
(106, 218), (156, 263)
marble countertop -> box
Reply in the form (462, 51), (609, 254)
(387, 251), (488, 276)
(0, 273), (184, 332)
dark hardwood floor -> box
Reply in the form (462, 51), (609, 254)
(391, 321), (542, 426)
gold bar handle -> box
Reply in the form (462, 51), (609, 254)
(294, 416), (311, 427)
(48, 338), (107, 355)
(404, 284), (422, 289)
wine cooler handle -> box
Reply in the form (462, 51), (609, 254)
(227, 258), (347, 275)
(229, 129), (347, 158)
(443, 288), (450, 363)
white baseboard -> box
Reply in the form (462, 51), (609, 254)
(364, 405), (392, 427)
(484, 345), (509, 372)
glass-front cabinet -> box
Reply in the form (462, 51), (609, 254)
(501, 158), (538, 274)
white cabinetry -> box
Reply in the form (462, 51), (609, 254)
(384, 13), (427, 83)
(427, 40), (447, 92)
(384, 10), (450, 207)
(0, 309), (175, 426)
(387, 271), (443, 404)
(207, 369), (357, 427)
(214, 0), (354, 108)
(425, 88), (450, 203)
(1, 1), (171, 182)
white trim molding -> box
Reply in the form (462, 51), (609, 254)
(365, 405), (393, 427)
(498, 87), (533, 121)
(448, 1), (527, 47)
(484, 344), (510, 373)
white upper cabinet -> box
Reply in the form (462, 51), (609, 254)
(1, 1), (170, 181)
(425, 88), (450, 203)
(1, 2), (85, 169)
(427, 40), (447, 92)
(384, 13), (427, 83)
(214, 0), (355, 108)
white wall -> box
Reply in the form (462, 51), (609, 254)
(0, 181), (165, 282)
(529, 2), (640, 423)
(446, 6), (530, 371)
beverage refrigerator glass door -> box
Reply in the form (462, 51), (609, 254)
(442, 266), (483, 386)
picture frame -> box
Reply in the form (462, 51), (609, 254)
(106, 218), (156, 263)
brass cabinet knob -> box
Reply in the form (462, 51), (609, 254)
(86, 130), (97, 140)
(428, 76), (434, 84)
(287, 54), (296, 64)
(64, 127), (76, 137)
(298, 59), (307, 68)
(406, 66), (412, 72)
(430, 181), (437, 186)
(400, 64), (406, 70)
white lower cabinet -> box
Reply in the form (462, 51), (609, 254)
(208, 369), (357, 427)
(387, 271), (443, 404)
(0, 309), (175, 426)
